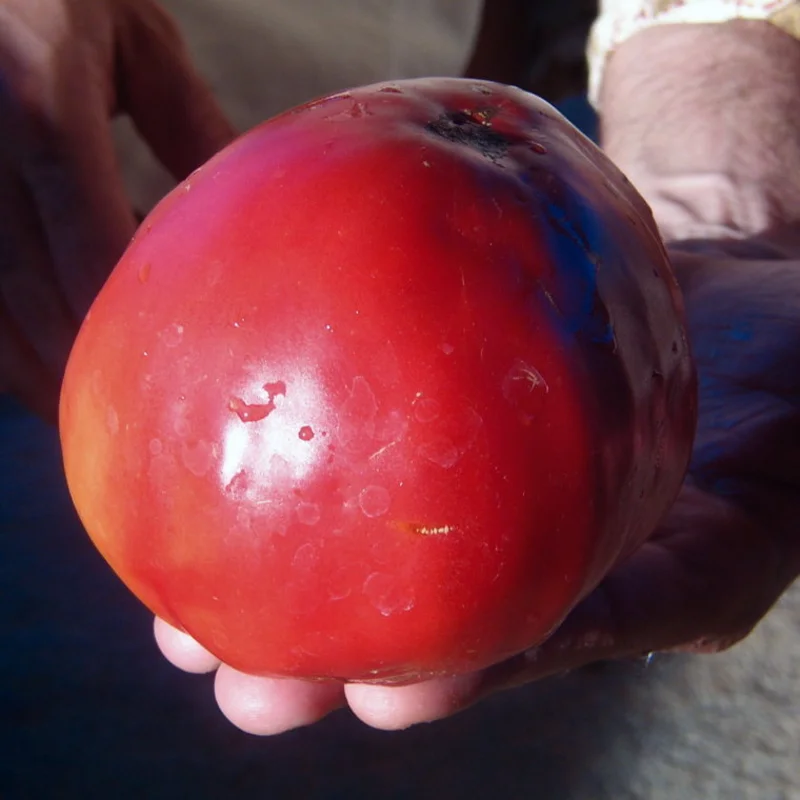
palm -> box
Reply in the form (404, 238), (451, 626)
(548, 245), (800, 662)
(660, 247), (800, 637)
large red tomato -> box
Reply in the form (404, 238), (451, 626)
(60, 78), (696, 683)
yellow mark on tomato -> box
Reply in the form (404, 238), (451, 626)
(394, 521), (456, 537)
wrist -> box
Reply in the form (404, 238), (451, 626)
(599, 21), (800, 243)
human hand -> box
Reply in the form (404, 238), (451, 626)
(153, 17), (800, 736)
(154, 238), (800, 734)
(0, 0), (234, 421)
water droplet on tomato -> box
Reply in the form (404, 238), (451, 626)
(137, 262), (152, 284)
(181, 439), (214, 477)
(337, 376), (378, 448)
(327, 567), (354, 601)
(359, 485), (391, 518)
(529, 141), (547, 155)
(418, 437), (459, 469)
(296, 503), (321, 526)
(298, 425), (315, 441)
(292, 541), (320, 569)
(363, 572), (415, 616)
(173, 416), (191, 437)
(413, 397), (441, 423)
(160, 323), (184, 348)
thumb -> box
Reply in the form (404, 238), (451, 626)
(114, 0), (236, 180)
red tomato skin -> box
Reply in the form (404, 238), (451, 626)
(60, 79), (696, 682)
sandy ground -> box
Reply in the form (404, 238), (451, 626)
(2, 2), (798, 798)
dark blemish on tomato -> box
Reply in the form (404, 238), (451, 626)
(672, 341), (679, 354)
(299, 425), (315, 441)
(425, 110), (508, 162)
(512, 186), (529, 205)
(228, 381), (286, 423)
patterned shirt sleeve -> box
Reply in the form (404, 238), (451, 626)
(587, 0), (800, 106)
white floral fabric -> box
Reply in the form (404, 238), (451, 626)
(588, 0), (800, 105)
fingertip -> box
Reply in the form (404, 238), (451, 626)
(344, 672), (482, 731)
(153, 616), (221, 674)
(214, 666), (345, 736)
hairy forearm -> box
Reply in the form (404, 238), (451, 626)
(599, 20), (800, 243)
